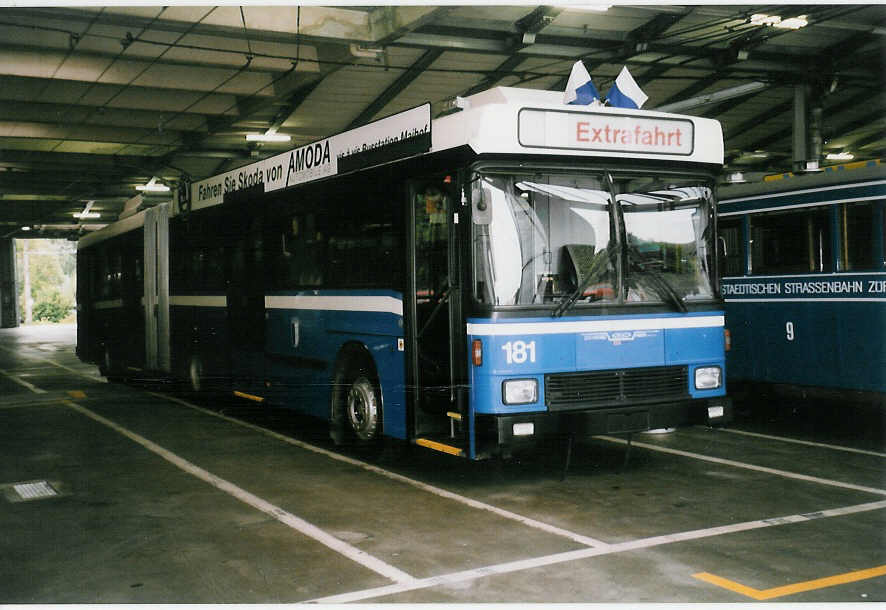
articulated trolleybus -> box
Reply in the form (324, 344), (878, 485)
(718, 161), (885, 402)
(77, 87), (731, 459)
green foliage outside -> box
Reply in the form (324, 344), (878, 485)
(15, 239), (77, 325)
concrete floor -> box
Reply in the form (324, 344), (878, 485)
(1, 324), (884, 603)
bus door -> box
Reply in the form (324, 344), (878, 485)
(226, 214), (266, 387)
(143, 204), (170, 372)
(408, 176), (465, 448)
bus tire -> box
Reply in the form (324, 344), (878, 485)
(346, 376), (381, 442)
(331, 350), (383, 445)
(187, 354), (204, 394)
(100, 344), (124, 383)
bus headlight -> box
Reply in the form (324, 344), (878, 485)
(694, 366), (722, 390)
(503, 379), (538, 405)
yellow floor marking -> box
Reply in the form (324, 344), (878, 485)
(67, 390), (87, 399)
(694, 564), (886, 600)
(233, 390), (265, 403)
(415, 438), (463, 456)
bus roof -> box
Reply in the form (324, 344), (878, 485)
(187, 86), (723, 211)
(433, 86), (723, 165)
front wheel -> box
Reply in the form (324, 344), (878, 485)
(346, 376), (381, 442)
(331, 354), (383, 447)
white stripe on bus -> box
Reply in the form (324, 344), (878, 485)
(169, 295), (227, 307)
(466, 315), (724, 336)
(719, 194), (883, 217)
(719, 179), (886, 205)
(723, 272), (886, 280)
(265, 294), (403, 316)
(725, 298), (886, 303)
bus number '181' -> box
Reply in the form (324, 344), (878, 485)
(502, 340), (536, 364)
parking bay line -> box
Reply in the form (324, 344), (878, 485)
(153, 391), (610, 549)
(596, 435), (886, 497)
(311, 499), (886, 603)
(0, 368), (47, 394)
(60, 399), (416, 585)
(694, 564), (886, 600)
(718, 427), (886, 459)
(0, 346), (106, 383)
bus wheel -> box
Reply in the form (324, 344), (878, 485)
(187, 354), (204, 394)
(347, 376), (381, 442)
(101, 345), (123, 382)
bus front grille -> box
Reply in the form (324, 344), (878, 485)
(545, 366), (689, 410)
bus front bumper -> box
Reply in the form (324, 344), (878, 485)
(481, 397), (733, 451)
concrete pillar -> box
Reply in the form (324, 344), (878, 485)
(0, 238), (20, 328)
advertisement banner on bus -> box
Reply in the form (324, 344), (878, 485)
(189, 103), (431, 211)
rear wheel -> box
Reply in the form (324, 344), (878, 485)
(187, 354), (204, 394)
(100, 344), (125, 383)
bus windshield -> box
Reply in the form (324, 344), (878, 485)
(472, 171), (715, 309)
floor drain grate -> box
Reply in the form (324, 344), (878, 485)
(2, 480), (62, 502)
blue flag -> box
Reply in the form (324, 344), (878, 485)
(563, 60), (600, 105)
(606, 66), (648, 109)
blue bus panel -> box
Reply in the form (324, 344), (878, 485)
(722, 274), (886, 393)
(718, 163), (886, 398)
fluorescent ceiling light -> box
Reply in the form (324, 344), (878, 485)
(750, 14), (782, 26)
(778, 15), (808, 29)
(826, 152), (854, 161)
(751, 13), (808, 29)
(74, 200), (100, 219)
(136, 176), (170, 192)
(246, 131), (291, 142)
(564, 5), (611, 11)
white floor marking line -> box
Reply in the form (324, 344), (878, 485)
(0, 346), (106, 383)
(719, 427), (886, 459)
(153, 391), (610, 549)
(596, 435), (886, 496)
(61, 399), (415, 585)
(311, 499), (886, 603)
(0, 399), (64, 410)
(0, 369), (47, 394)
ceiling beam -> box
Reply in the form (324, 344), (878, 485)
(348, 48), (444, 129)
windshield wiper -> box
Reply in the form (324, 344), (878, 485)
(552, 244), (615, 318)
(626, 245), (688, 313)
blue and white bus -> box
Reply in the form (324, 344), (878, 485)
(718, 161), (886, 403)
(77, 86), (731, 459)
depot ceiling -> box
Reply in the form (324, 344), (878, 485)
(0, 4), (882, 238)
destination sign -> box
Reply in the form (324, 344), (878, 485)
(518, 108), (694, 156)
(721, 273), (886, 301)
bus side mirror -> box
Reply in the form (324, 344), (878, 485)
(472, 183), (492, 225)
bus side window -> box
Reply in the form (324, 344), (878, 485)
(750, 207), (833, 275)
(718, 218), (744, 277)
(843, 201), (881, 271)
